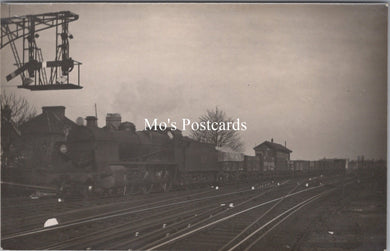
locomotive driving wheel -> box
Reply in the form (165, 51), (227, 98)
(141, 183), (154, 194)
(160, 180), (171, 192)
(159, 169), (172, 193)
(126, 183), (140, 195)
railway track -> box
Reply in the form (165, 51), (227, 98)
(1, 179), (287, 249)
(2, 175), (347, 250)
(142, 177), (352, 251)
(2, 182), (245, 235)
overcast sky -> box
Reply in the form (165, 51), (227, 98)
(1, 3), (387, 160)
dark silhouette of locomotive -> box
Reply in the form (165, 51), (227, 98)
(58, 115), (221, 196)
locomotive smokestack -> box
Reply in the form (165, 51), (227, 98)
(106, 113), (121, 130)
(86, 116), (98, 128)
(271, 138), (273, 143)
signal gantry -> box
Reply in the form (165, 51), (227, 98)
(1, 11), (82, 90)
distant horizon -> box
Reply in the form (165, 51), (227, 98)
(1, 3), (387, 160)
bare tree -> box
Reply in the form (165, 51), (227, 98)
(190, 107), (244, 151)
(1, 90), (36, 167)
(1, 90), (37, 127)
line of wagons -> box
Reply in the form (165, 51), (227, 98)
(42, 122), (346, 197)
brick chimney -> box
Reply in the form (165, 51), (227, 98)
(42, 106), (65, 119)
(86, 116), (98, 127)
(106, 113), (121, 130)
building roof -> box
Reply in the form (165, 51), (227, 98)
(20, 106), (76, 135)
(254, 140), (292, 153)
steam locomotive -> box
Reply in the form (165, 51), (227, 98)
(57, 118), (220, 196)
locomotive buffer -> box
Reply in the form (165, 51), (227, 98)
(1, 11), (82, 90)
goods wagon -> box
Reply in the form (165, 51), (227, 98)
(243, 155), (262, 181)
(216, 147), (244, 183)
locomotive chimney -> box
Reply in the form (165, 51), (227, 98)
(106, 113), (121, 130)
(271, 138), (274, 143)
(42, 106), (65, 119)
(86, 116), (98, 127)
